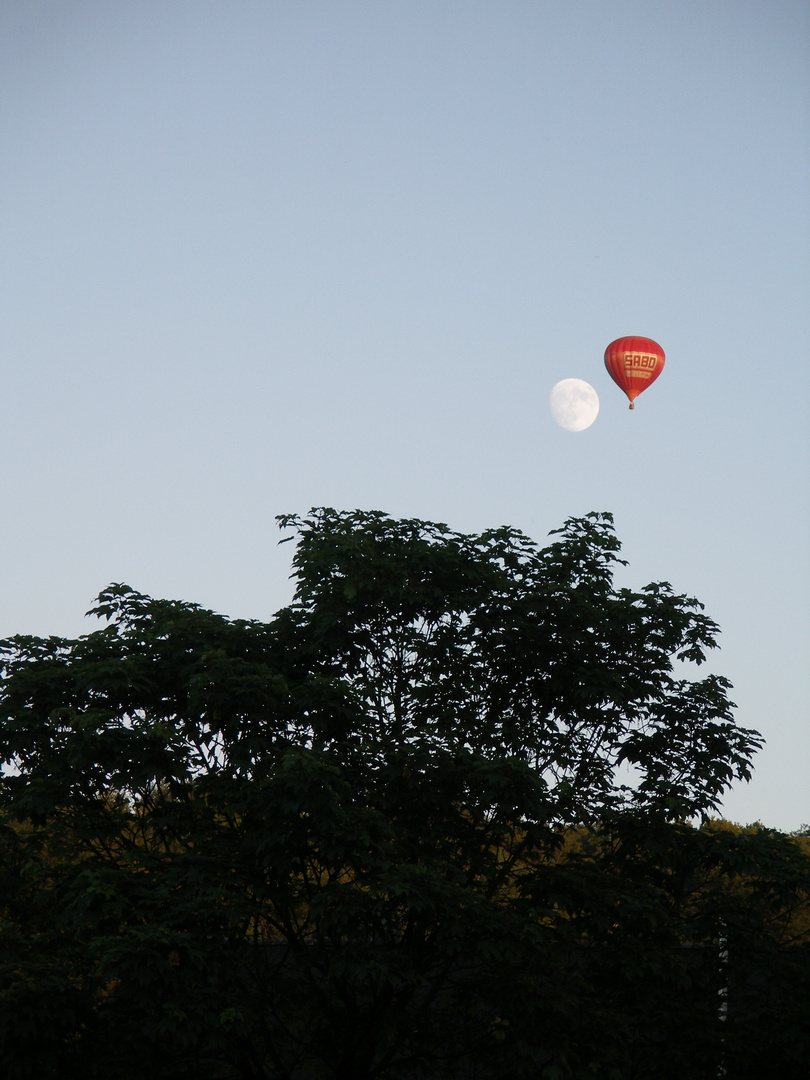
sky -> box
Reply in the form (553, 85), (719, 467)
(0, 0), (807, 830)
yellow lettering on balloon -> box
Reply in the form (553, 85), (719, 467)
(623, 352), (659, 377)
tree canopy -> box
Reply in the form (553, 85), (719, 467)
(1, 509), (805, 1080)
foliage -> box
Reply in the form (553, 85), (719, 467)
(273, 508), (759, 822)
(0, 508), (801, 1080)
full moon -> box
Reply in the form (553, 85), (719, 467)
(549, 379), (600, 431)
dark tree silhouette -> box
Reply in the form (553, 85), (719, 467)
(2, 510), (804, 1080)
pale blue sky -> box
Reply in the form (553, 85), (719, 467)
(1, 0), (808, 829)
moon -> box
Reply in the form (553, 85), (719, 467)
(549, 379), (600, 431)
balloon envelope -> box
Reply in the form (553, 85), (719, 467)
(604, 336), (665, 409)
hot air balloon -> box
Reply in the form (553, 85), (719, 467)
(604, 336), (665, 409)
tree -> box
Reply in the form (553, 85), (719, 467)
(1, 508), (791, 1080)
(272, 508), (759, 821)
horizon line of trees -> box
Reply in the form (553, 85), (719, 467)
(1, 508), (807, 1079)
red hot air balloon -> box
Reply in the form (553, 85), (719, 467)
(604, 336), (665, 409)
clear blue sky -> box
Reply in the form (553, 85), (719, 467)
(1, 0), (808, 829)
